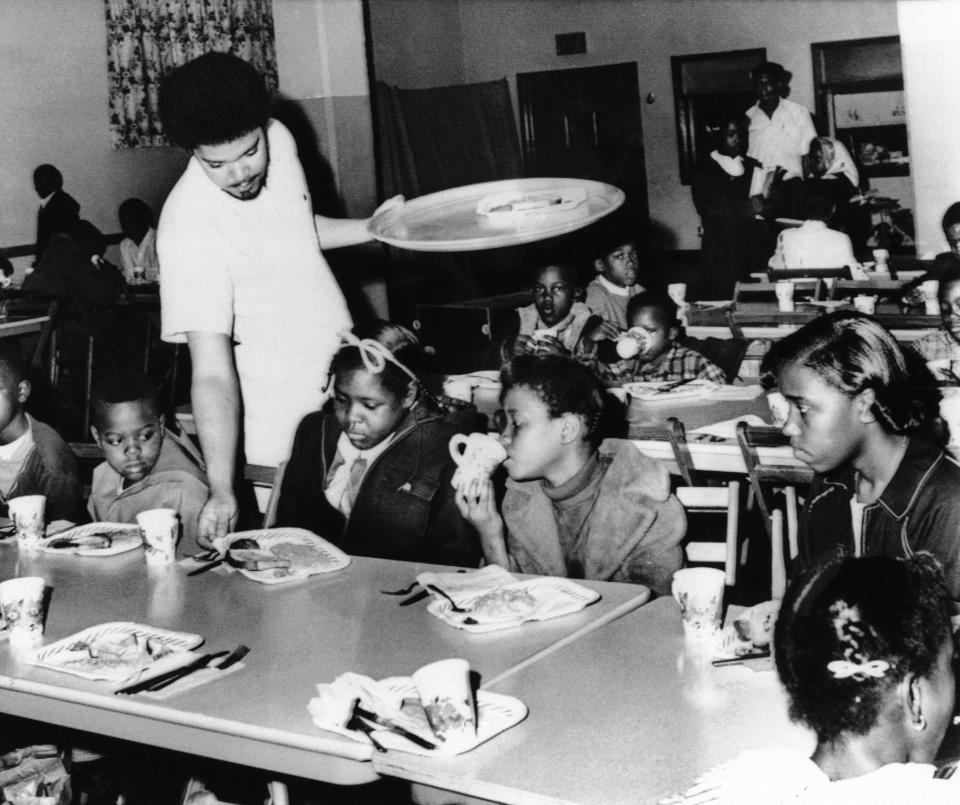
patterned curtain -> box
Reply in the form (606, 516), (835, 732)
(104, 0), (278, 148)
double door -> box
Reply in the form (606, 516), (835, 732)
(517, 62), (647, 222)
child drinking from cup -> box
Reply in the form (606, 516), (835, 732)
(275, 322), (481, 566)
(598, 292), (726, 387)
(88, 372), (209, 555)
(495, 257), (598, 364)
(456, 354), (684, 593)
(0, 342), (80, 522)
(765, 311), (960, 597)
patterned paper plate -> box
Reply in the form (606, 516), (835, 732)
(38, 523), (142, 556)
(29, 622), (203, 683)
(223, 528), (351, 584)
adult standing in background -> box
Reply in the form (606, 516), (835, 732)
(33, 164), (80, 264)
(746, 61), (817, 206)
(158, 52), (399, 544)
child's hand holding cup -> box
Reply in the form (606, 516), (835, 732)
(449, 433), (506, 493)
(137, 508), (179, 565)
(8, 495), (46, 552)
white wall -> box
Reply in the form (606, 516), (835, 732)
(898, 0), (960, 256)
(0, 0), (377, 261)
(0, 0), (187, 251)
(453, 0), (899, 249)
(367, 0), (466, 88)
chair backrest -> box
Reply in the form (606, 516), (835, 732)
(676, 481), (740, 586)
(736, 421), (810, 562)
(244, 461), (287, 528)
(630, 417), (697, 485)
(767, 267), (852, 282)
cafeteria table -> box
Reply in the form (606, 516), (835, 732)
(626, 384), (772, 434)
(0, 545), (650, 786)
(377, 597), (814, 805)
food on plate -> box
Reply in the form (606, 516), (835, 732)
(476, 187), (588, 223)
(225, 548), (292, 572)
(55, 632), (173, 679)
(467, 586), (537, 622)
(48, 532), (114, 550)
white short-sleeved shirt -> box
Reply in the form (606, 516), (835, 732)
(746, 97), (817, 180)
(768, 220), (858, 270)
(158, 119), (352, 466)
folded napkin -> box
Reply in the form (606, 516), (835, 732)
(417, 567), (600, 632)
(308, 672), (434, 747)
(308, 671), (528, 757)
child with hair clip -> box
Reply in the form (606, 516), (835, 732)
(764, 310), (960, 597)
(274, 321), (481, 567)
(456, 354), (684, 594)
(663, 553), (960, 803)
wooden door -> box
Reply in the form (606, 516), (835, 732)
(518, 62), (648, 221)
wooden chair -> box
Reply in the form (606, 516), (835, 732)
(630, 417), (698, 485)
(69, 441), (103, 499)
(676, 481), (741, 586)
(244, 462), (287, 528)
(736, 421), (811, 561)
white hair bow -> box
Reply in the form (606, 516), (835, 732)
(338, 329), (419, 386)
(827, 659), (890, 680)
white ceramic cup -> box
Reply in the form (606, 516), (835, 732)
(449, 433), (507, 491)
(0, 576), (46, 648)
(442, 376), (478, 403)
(922, 279), (940, 316)
(853, 294), (878, 315)
(774, 280), (795, 312)
(872, 248), (889, 270)
(667, 282), (687, 305)
(766, 391), (790, 428)
(412, 658), (477, 750)
(8, 495), (46, 552)
(672, 567), (725, 648)
(137, 508), (179, 565)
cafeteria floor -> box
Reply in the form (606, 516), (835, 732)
(4, 715), (416, 805)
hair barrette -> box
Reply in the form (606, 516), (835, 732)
(827, 658), (889, 680)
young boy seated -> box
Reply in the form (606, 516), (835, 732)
(117, 198), (159, 284)
(598, 292), (727, 387)
(584, 227), (644, 334)
(0, 342), (81, 521)
(88, 372), (209, 556)
(456, 355), (685, 594)
(910, 257), (960, 363)
(495, 258), (599, 364)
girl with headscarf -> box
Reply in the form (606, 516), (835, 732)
(805, 136), (870, 248)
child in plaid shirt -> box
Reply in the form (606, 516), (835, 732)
(598, 292), (727, 387)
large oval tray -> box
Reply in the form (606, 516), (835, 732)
(367, 178), (624, 252)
